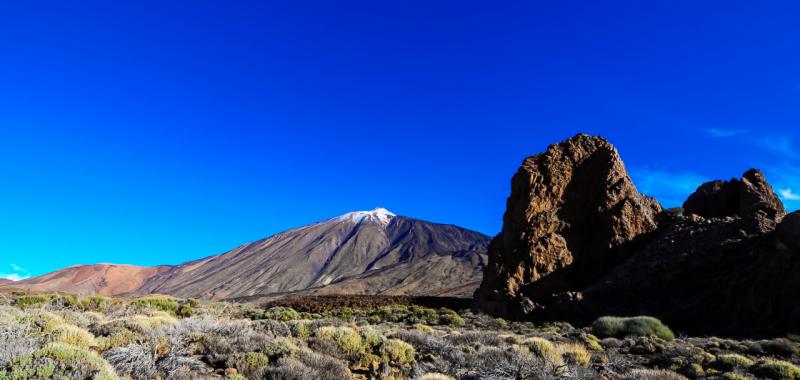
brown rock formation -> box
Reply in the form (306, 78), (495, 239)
(683, 169), (786, 220)
(474, 134), (662, 318)
(475, 133), (799, 335)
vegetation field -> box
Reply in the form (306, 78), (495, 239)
(0, 292), (798, 380)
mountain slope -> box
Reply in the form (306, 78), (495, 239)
(4, 209), (489, 300)
(142, 208), (489, 300)
(6, 264), (172, 296)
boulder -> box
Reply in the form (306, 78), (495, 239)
(683, 169), (786, 220)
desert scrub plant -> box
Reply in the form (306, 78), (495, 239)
(289, 320), (312, 339)
(360, 326), (385, 349)
(621, 368), (688, 379)
(103, 343), (158, 379)
(249, 306), (299, 321)
(414, 323), (434, 333)
(759, 337), (799, 357)
(713, 353), (755, 371)
(24, 342), (117, 380)
(14, 294), (52, 309)
(226, 351), (270, 378)
(523, 337), (560, 363)
(591, 315), (675, 341)
(580, 332), (603, 351)
(50, 324), (97, 349)
(315, 326), (364, 355)
(752, 359), (800, 380)
(381, 339), (415, 365)
(20, 311), (64, 334)
(79, 295), (114, 312)
(556, 342), (591, 366)
(437, 309), (465, 327)
(418, 374), (455, 380)
(134, 296), (180, 315)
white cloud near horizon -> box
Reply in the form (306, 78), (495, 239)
(629, 168), (709, 208)
(0, 263), (30, 282)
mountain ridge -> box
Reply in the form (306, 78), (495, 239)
(3, 209), (489, 300)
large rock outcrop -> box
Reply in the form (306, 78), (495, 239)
(474, 134), (663, 318)
(683, 169), (786, 220)
(475, 133), (800, 335)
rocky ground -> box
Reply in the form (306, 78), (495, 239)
(1, 293), (799, 380)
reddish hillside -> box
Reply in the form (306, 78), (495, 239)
(3, 264), (173, 296)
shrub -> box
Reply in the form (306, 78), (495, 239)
(227, 352), (270, 378)
(418, 374), (455, 380)
(752, 359), (800, 380)
(21, 311), (64, 334)
(315, 326), (364, 355)
(103, 343), (158, 379)
(289, 320), (312, 339)
(50, 324), (96, 349)
(135, 296), (180, 315)
(360, 326), (385, 349)
(556, 343), (591, 366)
(760, 338), (799, 357)
(714, 353), (755, 371)
(438, 309), (465, 327)
(254, 307), (299, 322)
(523, 337), (559, 362)
(414, 324), (434, 333)
(27, 343), (117, 380)
(591, 316), (675, 341)
(621, 369), (688, 380)
(15, 294), (52, 309)
(381, 339), (415, 365)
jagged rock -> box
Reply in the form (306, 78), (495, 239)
(683, 169), (786, 220)
(474, 134), (662, 318)
(475, 133), (799, 336)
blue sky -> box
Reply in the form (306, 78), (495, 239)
(1, 1), (799, 279)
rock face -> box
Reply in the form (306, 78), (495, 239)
(474, 134), (663, 318)
(683, 169), (786, 220)
(475, 133), (799, 335)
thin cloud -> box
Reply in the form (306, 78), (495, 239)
(0, 263), (30, 282)
(758, 134), (796, 157)
(706, 128), (747, 138)
(630, 168), (709, 208)
(779, 188), (800, 201)
(0, 273), (30, 281)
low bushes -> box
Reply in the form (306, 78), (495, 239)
(591, 316), (675, 341)
(752, 359), (800, 380)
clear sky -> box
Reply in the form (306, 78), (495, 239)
(1, 1), (799, 279)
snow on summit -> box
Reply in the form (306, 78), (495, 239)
(335, 208), (396, 226)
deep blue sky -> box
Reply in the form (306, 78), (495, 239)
(2, 1), (799, 279)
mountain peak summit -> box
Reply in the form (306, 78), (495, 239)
(335, 207), (396, 226)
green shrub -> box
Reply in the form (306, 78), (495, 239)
(50, 324), (96, 349)
(227, 352), (270, 378)
(523, 337), (559, 362)
(134, 296), (180, 315)
(381, 339), (415, 365)
(290, 320), (312, 339)
(591, 316), (674, 341)
(752, 359), (800, 380)
(360, 326), (385, 349)
(556, 342), (591, 366)
(315, 326), (364, 354)
(438, 309), (465, 327)
(714, 353), (755, 371)
(15, 295), (52, 309)
(253, 307), (299, 322)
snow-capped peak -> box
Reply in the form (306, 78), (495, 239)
(335, 208), (396, 226)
